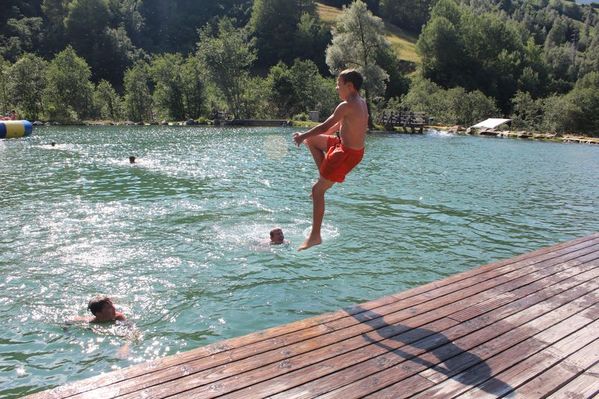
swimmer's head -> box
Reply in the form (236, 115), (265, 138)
(129, 156), (136, 164)
(88, 296), (116, 321)
(51, 142), (56, 147)
(270, 228), (285, 245)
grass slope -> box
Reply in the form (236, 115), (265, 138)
(316, 2), (421, 65)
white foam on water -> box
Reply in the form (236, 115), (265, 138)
(426, 129), (455, 137)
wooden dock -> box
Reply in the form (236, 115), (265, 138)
(29, 233), (599, 398)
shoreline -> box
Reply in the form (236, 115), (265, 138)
(28, 119), (599, 145)
(372, 124), (599, 145)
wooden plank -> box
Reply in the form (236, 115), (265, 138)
(103, 254), (599, 398)
(455, 329), (599, 398)
(545, 361), (599, 398)
(502, 337), (599, 398)
(25, 234), (599, 399)
(242, 276), (599, 399)
(410, 317), (599, 399)
(56, 243), (599, 399)
(326, 287), (599, 399)
(221, 263), (599, 399)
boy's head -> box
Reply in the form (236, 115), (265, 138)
(337, 69), (363, 96)
(88, 296), (117, 321)
(270, 228), (285, 245)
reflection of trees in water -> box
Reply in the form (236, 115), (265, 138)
(353, 306), (514, 396)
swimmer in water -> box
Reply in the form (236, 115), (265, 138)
(129, 156), (136, 164)
(270, 228), (286, 245)
(87, 296), (126, 323)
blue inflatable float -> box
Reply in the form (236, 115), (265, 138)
(0, 120), (33, 139)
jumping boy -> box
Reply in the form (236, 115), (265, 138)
(293, 69), (368, 251)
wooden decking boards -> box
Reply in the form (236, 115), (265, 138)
(28, 233), (599, 399)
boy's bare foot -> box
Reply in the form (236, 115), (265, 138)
(298, 236), (322, 251)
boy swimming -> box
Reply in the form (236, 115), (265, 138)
(87, 296), (126, 323)
(293, 69), (368, 251)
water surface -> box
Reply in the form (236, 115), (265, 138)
(1, 126), (597, 397)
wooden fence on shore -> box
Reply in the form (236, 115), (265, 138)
(376, 110), (429, 133)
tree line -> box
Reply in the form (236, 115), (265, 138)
(1, 0), (598, 135)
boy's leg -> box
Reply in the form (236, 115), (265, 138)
(304, 135), (331, 169)
(299, 177), (334, 251)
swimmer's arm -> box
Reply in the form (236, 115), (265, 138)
(293, 103), (347, 146)
(68, 316), (93, 324)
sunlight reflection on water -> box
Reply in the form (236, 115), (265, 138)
(0, 126), (598, 397)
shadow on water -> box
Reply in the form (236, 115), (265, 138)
(351, 306), (515, 397)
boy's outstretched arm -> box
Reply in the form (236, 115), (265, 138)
(293, 103), (347, 146)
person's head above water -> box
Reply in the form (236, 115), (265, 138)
(270, 228), (285, 245)
(87, 296), (125, 322)
(129, 156), (136, 164)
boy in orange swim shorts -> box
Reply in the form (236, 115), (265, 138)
(293, 69), (368, 251)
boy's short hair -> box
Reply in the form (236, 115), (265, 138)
(339, 69), (363, 91)
(88, 296), (111, 315)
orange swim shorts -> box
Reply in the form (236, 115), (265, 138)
(319, 136), (364, 183)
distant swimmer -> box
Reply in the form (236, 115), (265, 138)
(292, 69), (368, 251)
(51, 142), (56, 147)
(129, 156), (136, 164)
(86, 296), (126, 323)
(270, 228), (286, 245)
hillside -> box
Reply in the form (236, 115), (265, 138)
(316, 2), (421, 65)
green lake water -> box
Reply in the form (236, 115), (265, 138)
(1, 126), (598, 397)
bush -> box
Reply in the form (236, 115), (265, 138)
(293, 113), (308, 121)
(401, 76), (499, 126)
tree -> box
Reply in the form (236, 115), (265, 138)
(266, 59), (336, 118)
(7, 53), (47, 120)
(93, 79), (123, 121)
(294, 12), (331, 73)
(124, 61), (153, 122)
(0, 57), (10, 113)
(180, 56), (206, 119)
(250, 0), (316, 67)
(400, 76), (499, 125)
(150, 53), (186, 120)
(326, 0), (391, 125)
(418, 0), (531, 112)
(44, 46), (94, 121)
(379, 0), (433, 33)
(196, 17), (256, 118)
(64, 0), (137, 85)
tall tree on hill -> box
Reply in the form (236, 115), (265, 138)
(379, 0), (434, 33)
(325, 0), (390, 126)
(197, 17), (256, 119)
(249, 0), (317, 67)
(418, 0), (534, 111)
(7, 54), (47, 120)
(44, 46), (94, 121)
(0, 57), (11, 113)
(124, 61), (153, 122)
(150, 54), (186, 121)
(64, 0), (137, 85)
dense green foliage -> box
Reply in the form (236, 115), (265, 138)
(0, 0), (597, 134)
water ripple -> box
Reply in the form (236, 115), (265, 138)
(0, 128), (597, 397)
